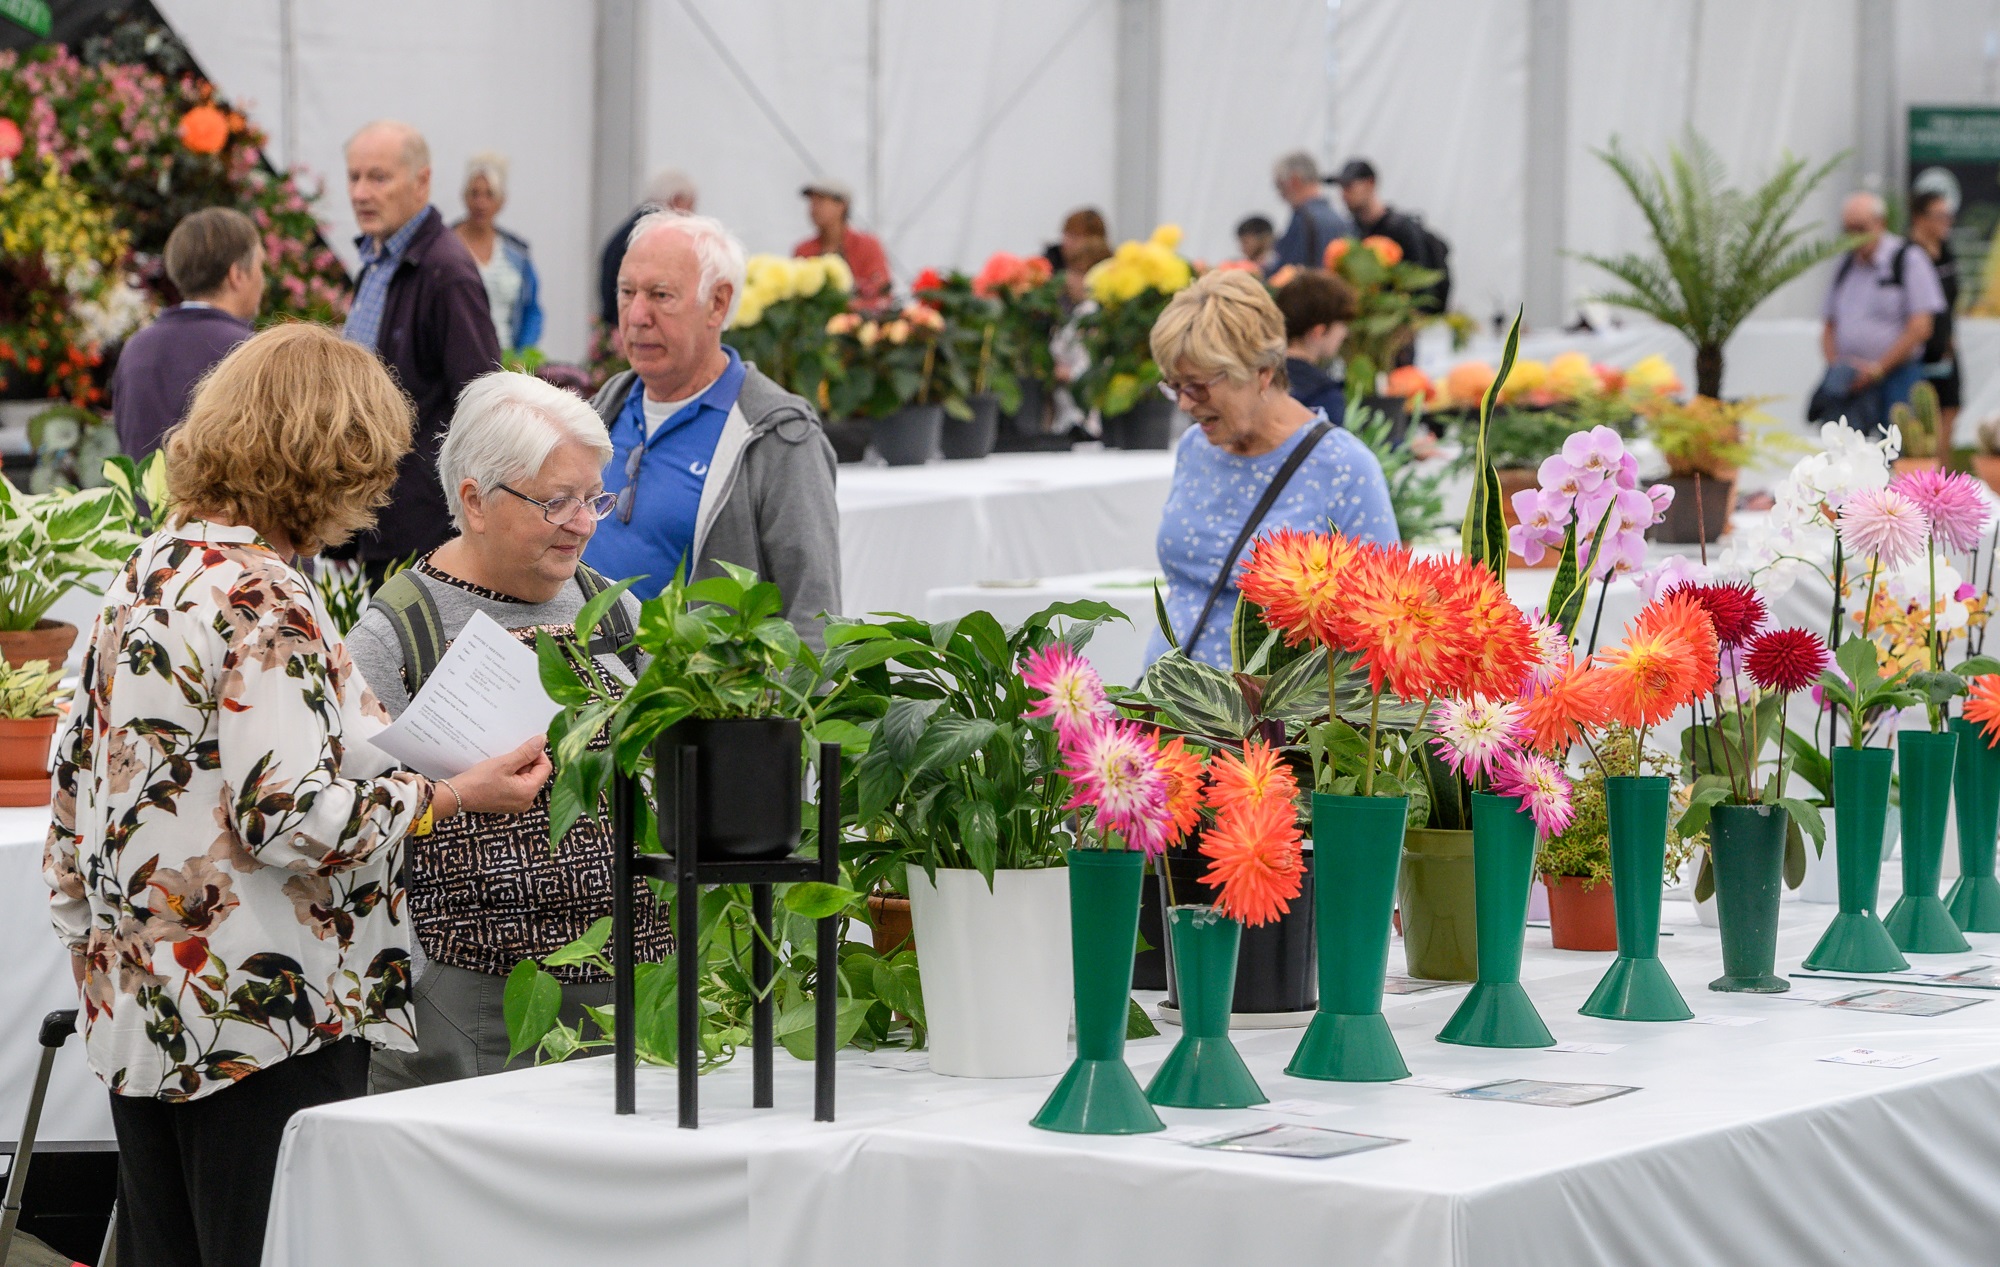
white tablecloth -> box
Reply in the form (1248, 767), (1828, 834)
(265, 881), (2000, 1267)
(0, 809), (111, 1144)
(836, 450), (1175, 618)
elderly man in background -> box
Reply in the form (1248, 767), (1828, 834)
(1821, 189), (1944, 436)
(1270, 150), (1354, 272)
(599, 167), (699, 331)
(110, 207), (262, 460)
(340, 119), (502, 581)
(585, 211), (840, 635)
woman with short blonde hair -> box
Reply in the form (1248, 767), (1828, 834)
(51, 323), (551, 1267)
(1143, 270), (1397, 668)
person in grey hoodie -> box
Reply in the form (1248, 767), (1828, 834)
(583, 210), (841, 640)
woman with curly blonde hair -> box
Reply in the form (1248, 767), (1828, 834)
(47, 322), (552, 1267)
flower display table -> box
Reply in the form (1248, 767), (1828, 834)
(265, 891), (2000, 1267)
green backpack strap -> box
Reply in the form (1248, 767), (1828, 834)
(370, 570), (447, 698)
(575, 564), (640, 674)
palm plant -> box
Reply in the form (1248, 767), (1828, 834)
(1580, 130), (1853, 399)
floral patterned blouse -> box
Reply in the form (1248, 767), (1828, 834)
(45, 522), (428, 1102)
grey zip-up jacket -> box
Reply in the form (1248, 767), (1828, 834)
(589, 364), (841, 644)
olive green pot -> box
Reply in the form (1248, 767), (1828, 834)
(1398, 827), (1477, 981)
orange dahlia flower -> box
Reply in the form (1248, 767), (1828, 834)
(1156, 735), (1209, 845)
(1200, 798), (1305, 927)
(1323, 239), (1351, 270)
(1437, 557), (1537, 699)
(1361, 234), (1404, 267)
(1338, 548), (1465, 700)
(1596, 595), (1717, 730)
(1966, 675), (2000, 747)
(1520, 657), (1614, 754)
(179, 105), (229, 155)
(1635, 592), (1720, 696)
(1204, 736), (1298, 816)
(1237, 527), (1359, 647)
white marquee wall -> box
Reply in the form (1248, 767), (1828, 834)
(151, 0), (2000, 391)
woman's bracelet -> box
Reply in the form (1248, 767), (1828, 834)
(438, 777), (463, 818)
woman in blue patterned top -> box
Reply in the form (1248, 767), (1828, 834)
(1144, 269), (1397, 669)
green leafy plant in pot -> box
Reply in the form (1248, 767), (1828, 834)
(0, 476), (138, 668)
(0, 656), (64, 806)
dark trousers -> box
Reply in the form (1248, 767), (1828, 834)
(108, 1039), (370, 1267)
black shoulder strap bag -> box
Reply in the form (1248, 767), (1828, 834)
(1178, 419), (1333, 655)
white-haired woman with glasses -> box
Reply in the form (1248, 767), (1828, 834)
(349, 370), (669, 1090)
(1143, 269), (1396, 670)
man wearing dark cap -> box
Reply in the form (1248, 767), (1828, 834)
(1335, 159), (1449, 310)
(793, 178), (891, 308)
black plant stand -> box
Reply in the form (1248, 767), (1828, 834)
(610, 740), (841, 1127)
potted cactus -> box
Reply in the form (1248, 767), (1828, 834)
(0, 657), (65, 806)
(1891, 381), (1943, 475)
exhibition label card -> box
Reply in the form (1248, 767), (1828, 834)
(1250, 1098), (1350, 1118)
(1822, 989), (1984, 1017)
(1928, 966), (2000, 990)
(1549, 1041), (1626, 1053)
(368, 610), (560, 778)
(1450, 1079), (1640, 1107)
(1818, 1047), (1938, 1069)
(1193, 1125), (1407, 1160)
(1774, 983), (1858, 1002)
(1685, 1014), (1765, 1026)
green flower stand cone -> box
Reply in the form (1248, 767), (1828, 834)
(1707, 804), (1791, 993)
(1439, 793), (1555, 1048)
(1884, 730), (1971, 954)
(1581, 776), (1694, 1020)
(1803, 747), (1909, 972)
(1031, 850), (1164, 1134)
(1146, 907), (1266, 1109)
(1286, 793), (1410, 1081)
(1946, 717), (2000, 933)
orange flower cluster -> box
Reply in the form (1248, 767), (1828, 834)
(1155, 735), (1208, 844)
(1520, 655), (1615, 754)
(1595, 593), (1720, 729)
(1238, 530), (1537, 701)
(1198, 739), (1305, 927)
(1966, 675), (2000, 748)
(178, 104), (229, 155)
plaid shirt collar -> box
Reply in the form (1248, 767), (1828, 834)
(342, 208), (430, 351)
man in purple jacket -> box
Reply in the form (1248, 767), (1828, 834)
(110, 208), (262, 459)
(339, 119), (501, 578)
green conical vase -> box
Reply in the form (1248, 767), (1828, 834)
(1438, 793), (1555, 1048)
(1884, 729), (1971, 954)
(1581, 776), (1694, 1019)
(1803, 746), (1909, 972)
(1147, 906), (1266, 1109)
(1946, 717), (2000, 933)
(1286, 793), (1410, 1082)
(1031, 850), (1163, 1134)
(1707, 803), (1791, 993)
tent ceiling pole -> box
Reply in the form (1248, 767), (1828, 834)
(1524, 0), (1568, 330)
(1114, 0), (1160, 240)
(1855, 0), (1897, 198)
(592, 0), (646, 246)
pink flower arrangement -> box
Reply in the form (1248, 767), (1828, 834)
(1836, 486), (1929, 568)
(1890, 468), (1990, 554)
(1022, 644), (1176, 855)
(1507, 426), (1674, 578)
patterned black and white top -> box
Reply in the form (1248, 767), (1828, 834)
(346, 555), (669, 981)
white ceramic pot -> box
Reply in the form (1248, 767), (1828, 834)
(1797, 807), (1839, 904)
(906, 865), (1072, 1077)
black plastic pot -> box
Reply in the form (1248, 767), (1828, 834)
(942, 394), (1000, 460)
(822, 416), (872, 464)
(872, 404), (943, 466)
(1000, 378), (1046, 436)
(656, 717), (802, 861)
(1135, 848), (1316, 1011)
(1102, 393), (1176, 450)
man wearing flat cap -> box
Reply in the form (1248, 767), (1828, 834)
(793, 177), (891, 309)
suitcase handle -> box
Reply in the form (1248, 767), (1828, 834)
(38, 1010), (77, 1049)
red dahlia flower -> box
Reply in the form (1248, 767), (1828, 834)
(1744, 628), (1830, 695)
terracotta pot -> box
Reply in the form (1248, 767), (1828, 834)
(1652, 472), (1735, 544)
(1496, 468), (1559, 570)
(1975, 453), (2000, 496)
(867, 894), (914, 956)
(1545, 873), (1619, 951)
(1892, 455), (1942, 476)
(0, 620), (78, 670)
(0, 714), (57, 806)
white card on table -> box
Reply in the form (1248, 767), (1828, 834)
(1549, 1041), (1625, 1054)
(1685, 1014), (1765, 1026)
(1398, 1074), (1485, 1091)
(1818, 1047), (1937, 1069)
(366, 610), (560, 779)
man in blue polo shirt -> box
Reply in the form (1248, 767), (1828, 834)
(585, 212), (841, 634)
